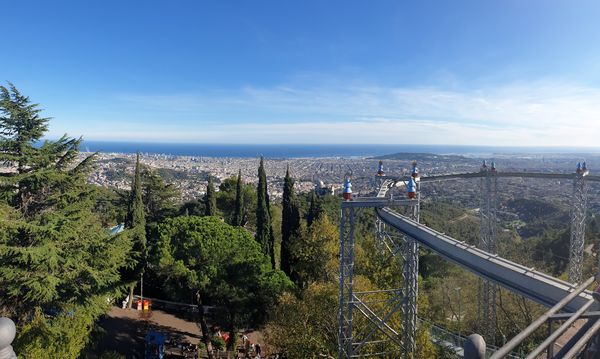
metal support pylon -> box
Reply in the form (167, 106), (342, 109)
(401, 178), (420, 358)
(339, 205), (406, 358)
(478, 161), (498, 343)
(568, 162), (588, 284)
(339, 206), (356, 359)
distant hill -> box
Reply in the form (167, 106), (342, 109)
(371, 152), (473, 162)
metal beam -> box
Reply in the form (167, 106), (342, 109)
(549, 311), (600, 321)
(376, 208), (593, 311)
(489, 276), (594, 359)
(341, 198), (418, 208)
(525, 298), (595, 359)
(561, 318), (600, 358)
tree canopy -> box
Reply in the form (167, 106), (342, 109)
(0, 83), (131, 358)
(152, 216), (291, 356)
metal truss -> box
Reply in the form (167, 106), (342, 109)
(568, 171), (588, 284)
(401, 187), (420, 358)
(339, 207), (356, 358)
(339, 206), (405, 358)
(478, 166), (498, 343)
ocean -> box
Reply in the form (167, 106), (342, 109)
(79, 141), (600, 158)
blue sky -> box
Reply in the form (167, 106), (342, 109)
(3, 0), (600, 146)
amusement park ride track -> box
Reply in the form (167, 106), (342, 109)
(371, 171), (597, 311)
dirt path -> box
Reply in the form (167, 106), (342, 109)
(90, 306), (202, 358)
(90, 306), (269, 358)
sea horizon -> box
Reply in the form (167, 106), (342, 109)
(73, 140), (600, 158)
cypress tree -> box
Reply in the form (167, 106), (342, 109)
(232, 169), (243, 226)
(281, 165), (300, 277)
(125, 152), (147, 309)
(126, 153), (146, 229)
(264, 167), (276, 269)
(306, 190), (323, 227)
(205, 176), (216, 216)
(255, 157), (273, 265)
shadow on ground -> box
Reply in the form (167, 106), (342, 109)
(88, 308), (203, 359)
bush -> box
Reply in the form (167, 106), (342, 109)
(211, 336), (226, 351)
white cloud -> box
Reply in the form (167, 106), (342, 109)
(48, 80), (600, 146)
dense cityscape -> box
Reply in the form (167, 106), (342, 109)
(86, 151), (600, 212)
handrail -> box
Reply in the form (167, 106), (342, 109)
(490, 276), (594, 359)
(525, 298), (595, 359)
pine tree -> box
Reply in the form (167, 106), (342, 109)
(205, 176), (217, 216)
(281, 166), (300, 277)
(141, 166), (178, 223)
(0, 84), (130, 357)
(232, 170), (243, 226)
(124, 152), (147, 309)
(0, 83), (81, 216)
(256, 157), (273, 265)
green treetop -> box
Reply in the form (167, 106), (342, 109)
(126, 153), (146, 229)
(141, 166), (178, 223)
(0, 83), (130, 358)
(215, 173), (256, 228)
(123, 153), (147, 308)
(306, 189), (324, 227)
(232, 169), (243, 226)
(205, 176), (217, 216)
(152, 216), (291, 358)
(280, 165), (301, 278)
(256, 157), (272, 260)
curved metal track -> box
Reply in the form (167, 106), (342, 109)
(375, 174), (593, 312)
(383, 171), (600, 183)
(376, 207), (591, 312)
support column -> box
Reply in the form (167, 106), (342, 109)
(569, 162), (588, 284)
(339, 207), (356, 359)
(402, 168), (420, 358)
(478, 161), (498, 344)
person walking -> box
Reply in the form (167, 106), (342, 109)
(254, 343), (261, 358)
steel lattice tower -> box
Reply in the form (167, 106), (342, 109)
(338, 170), (420, 358)
(339, 205), (407, 358)
(568, 163), (588, 284)
(478, 163), (498, 343)
(401, 184), (420, 358)
(339, 206), (356, 358)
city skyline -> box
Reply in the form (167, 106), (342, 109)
(3, 1), (600, 146)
